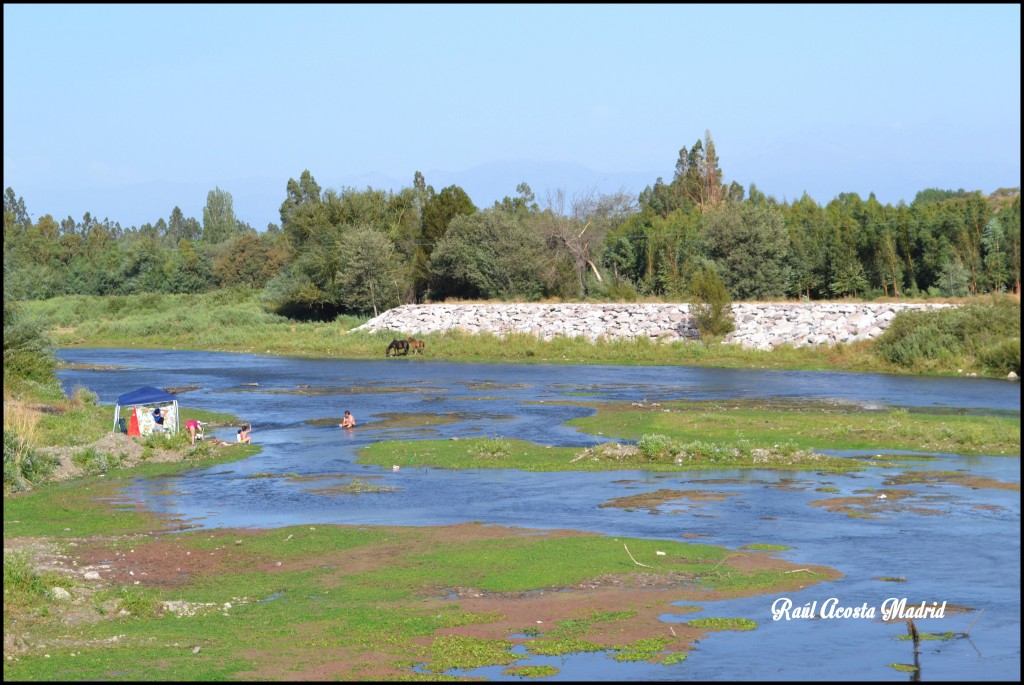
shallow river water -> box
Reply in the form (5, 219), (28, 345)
(57, 349), (1021, 681)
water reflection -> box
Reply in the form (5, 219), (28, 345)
(57, 349), (1020, 681)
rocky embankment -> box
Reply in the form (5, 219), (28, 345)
(354, 302), (951, 350)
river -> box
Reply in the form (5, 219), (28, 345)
(57, 349), (1021, 681)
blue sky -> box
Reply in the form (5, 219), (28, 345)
(3, 4), (1020, 230)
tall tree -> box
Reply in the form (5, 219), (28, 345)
(672, 130), (725, 212)
(202, 187), (238, 244)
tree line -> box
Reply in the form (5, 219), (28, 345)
(4, 131), (1020, 319)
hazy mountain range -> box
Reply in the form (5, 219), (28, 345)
(21, 160), (662, 230)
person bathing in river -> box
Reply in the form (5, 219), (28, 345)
(340, 411), (356, 429)
(237, 423), (252, 443)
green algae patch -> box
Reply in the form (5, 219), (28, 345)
(741, 543), (790, 551)
(504, 665), (559, 677)
(689, 617), (758, 631)
(896, 631), (957, 641)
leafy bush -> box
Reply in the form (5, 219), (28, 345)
(637, 434), (676, 462)
(875, 298), (1021, 371)
(689, 265), (735, 339)
(3, 430), (58, 493)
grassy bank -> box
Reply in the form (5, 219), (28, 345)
(358, 399), (1020, 473)
(18, 291), (1021, 376)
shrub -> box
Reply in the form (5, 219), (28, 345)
(3, 430), (58, 493)
(638, 434), (676, 462)
(72, 447), (124, 475)
(689, 265), (735, 339)
(875, 298), (1021, 372)
(977, 338), (1021, 375)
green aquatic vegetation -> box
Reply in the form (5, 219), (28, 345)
(688, 617), (758, 631)
(424, 635), (521, 673)
(896, 631), (957, 641)
(742, 543), (790, 551)
(525, 636), (606, 656)
(503, 665), (559, 677)
(661, 651), (688, 665)
(611, 636), (674, 662)
(889, 663), (920, 673)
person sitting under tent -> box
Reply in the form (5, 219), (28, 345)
(152, 406), (167, 432)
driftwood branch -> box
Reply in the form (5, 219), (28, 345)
(963, 608), (984, 637)
(624, 543), (651, 568)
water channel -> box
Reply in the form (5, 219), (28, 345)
(57, 349), (1021, 681)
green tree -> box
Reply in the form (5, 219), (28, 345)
(334, 227), (407, 316)
(214, 233), (286, 289)
(202, 187), (239, 244)
(166, 241), (214, 293)
(428, 209), (547, 301)
(414, 184), (476, 300)
(981, 217), (1009, 293)
(673, 130), (725, 212)
(704, 202), (790, 300)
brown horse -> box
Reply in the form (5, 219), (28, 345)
(386, 339), (409, 357)
(408, 337), (425, 354)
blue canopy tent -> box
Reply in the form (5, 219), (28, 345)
(113, 386), (179, 434)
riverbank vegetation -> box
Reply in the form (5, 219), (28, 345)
(14, 289), (1022, 377)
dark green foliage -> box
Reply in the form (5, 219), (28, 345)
(429, 210), (548, 301)
(875, 298), (1021, 372)
(689, 265), (735, 339)
(704, 202), (790, 300)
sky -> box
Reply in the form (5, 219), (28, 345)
(3, 4), (1020, 230)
